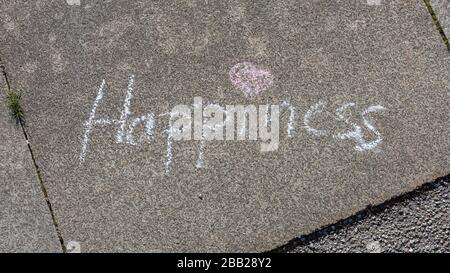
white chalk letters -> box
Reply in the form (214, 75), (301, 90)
(79, 76), (387, 173)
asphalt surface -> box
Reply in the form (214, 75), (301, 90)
(276, 175), (450, 253)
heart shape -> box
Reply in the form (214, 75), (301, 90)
(229, 62), (274, 98)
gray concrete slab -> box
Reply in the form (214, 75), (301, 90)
(0, 76), (61, 252)
(285, 175), (450, 253)
(431, 0), (450, 38)
(1, 0), (450, 252)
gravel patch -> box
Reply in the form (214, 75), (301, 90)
(273, 175), (450, 253)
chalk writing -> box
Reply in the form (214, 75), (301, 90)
(281, 101), (296, 138)
(79, 76), (387, 173)
(334, 103), (386, 151)
(79, 79), (106, 163)
(229, 62), (274, 97)
(304, 101), (327, 137)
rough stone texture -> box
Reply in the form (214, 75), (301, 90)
(0, 75), (61, 253)
(1, 0), (450, 252)
(431, 0), (450, 37)
(286, 176), (450, 253)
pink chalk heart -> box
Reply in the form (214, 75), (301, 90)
(229, 62), (274, 97)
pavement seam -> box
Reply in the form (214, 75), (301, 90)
(0, 57), (67, 253)
(270, 174), (450, 253)
(424, 0), (450, 51)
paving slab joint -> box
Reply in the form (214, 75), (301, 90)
(270, 174), (450, 253)
(0, 58), (67, 253)
(424, 0), (450, 51)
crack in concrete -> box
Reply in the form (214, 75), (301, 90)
(424, 0), (450, 51)
(0, 56), (67, 253)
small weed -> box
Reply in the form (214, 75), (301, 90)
(5, 88), (24, 124)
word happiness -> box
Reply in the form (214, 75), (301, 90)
(79, 75), (387, 173)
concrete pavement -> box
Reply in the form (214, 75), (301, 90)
(0, 70), (61, 252)
(1, 0), (450, 252)
(431, 0), (450, 38)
